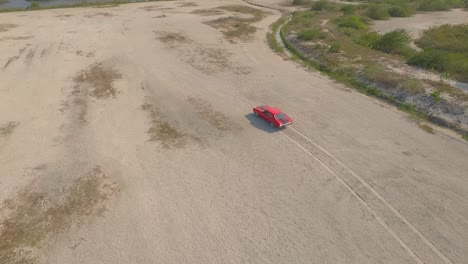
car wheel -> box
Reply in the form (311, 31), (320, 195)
(254, 112), (258, 117)
(270, 122), (275, 128)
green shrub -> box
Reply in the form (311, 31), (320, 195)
(431, 90), (443, 102)
(292, 0), (311, 5)
(358, 31), (381, 48)
(311, 0), (335, 11)
(418, 0), (464, 11)
(388, 6), (414, 17)
(462, 133), (468, 141)
(402, 78), (424, 94)
(409, 24), (468, 82)
(29, 1), (40, 8)
(408, 50), (468, 82)
(341, 4), (356, 14)
(298, 29), (326, 40)
(329, 43), (341, 53)
(341, 27), (358, 36)
(416, 24), (468, 54)
(336, 15), (368, 29)
(367, 3), (390, 20)
(363, 64), (400, 87)
(375, 29), (412, 54)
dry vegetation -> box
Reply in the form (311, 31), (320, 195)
(84, 12), (114, 18)
(155, 31), (242, 74)
(0, 24), (18, 32)
(178, 2), (197, 7)
(155, 31), (193, 47)
(141, 99), (199, 149)
(190, 8), (224, 16)
(0, 121), (19, 137)
(187, 97), (237, 131)
(205, 5), (268, 41)
(279, 5), (468, 134)
(73, 63), (122, 99)
(0, 166), (119, 264)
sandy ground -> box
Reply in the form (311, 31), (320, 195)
(372, 9), (468, 38)
(0, 0), (467, 263)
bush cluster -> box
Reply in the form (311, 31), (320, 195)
(409, 24), (468, 82)
(311, 0), (336, 11)
(336, 15), (369, 29)
(358, 29), (412, 55)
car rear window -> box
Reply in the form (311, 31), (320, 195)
(275, 113), (287, 119)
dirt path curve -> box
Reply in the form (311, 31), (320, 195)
(0, 1), (467, 264)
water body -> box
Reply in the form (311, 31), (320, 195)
(0, 0), (126, 9)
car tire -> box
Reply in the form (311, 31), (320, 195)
(270, 122), (275, 128)
(254, 112), (258, 117)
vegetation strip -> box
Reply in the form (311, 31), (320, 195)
(270, 8), (468, 140)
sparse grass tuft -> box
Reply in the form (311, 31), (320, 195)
(206, 5), (267, 40)
(363, 64), (400, 88)
(419, 123), (435, 134)
(431, 90), (443, 102)
(311, 0), (336, 11)
(329, 43), (341, 53)
(427, 80), (468, 101)
(336, 15), (369, 30)
(298, 29), (326, 40)
(29, 1), (40, 9)
(402, 78), (424, 94)
(267, 15), (289, 54)
(74, 63), (121, 99)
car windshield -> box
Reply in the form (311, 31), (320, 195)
(275, 113), (287, 120)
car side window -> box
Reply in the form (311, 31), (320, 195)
(264, 111), (273, 118)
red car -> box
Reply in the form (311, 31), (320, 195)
(253, 105), (293, 128)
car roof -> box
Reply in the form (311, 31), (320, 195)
(261, 105), (283, 115)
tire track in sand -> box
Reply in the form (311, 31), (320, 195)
(281, 126), (453, 264)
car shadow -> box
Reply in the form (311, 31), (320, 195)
(244, 113), (284, 133)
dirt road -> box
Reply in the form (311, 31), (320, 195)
(0, 1), (467, 263)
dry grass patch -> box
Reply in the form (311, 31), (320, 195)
(155, 31), (192, 47)
(141, 99), (199, 149)
(187, 97), (238, 131)
(0, 36), (33, 42)
(3, 56), (20, 69)
(191, 9), (224, 16)
(0, 121), (19, 138)
(178, 2), (197, 7)
(84, 12), (114, 18)
(186, 47), (232, 74)
(73, 63), (122, 99)
(205, 5), (268, 41)
(140, 5), (160, 11)
(0, 166), (119, 264)
(0, 24), (19, 33)
(25, 48), (36, 64)
(418, 123), (434, 134)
